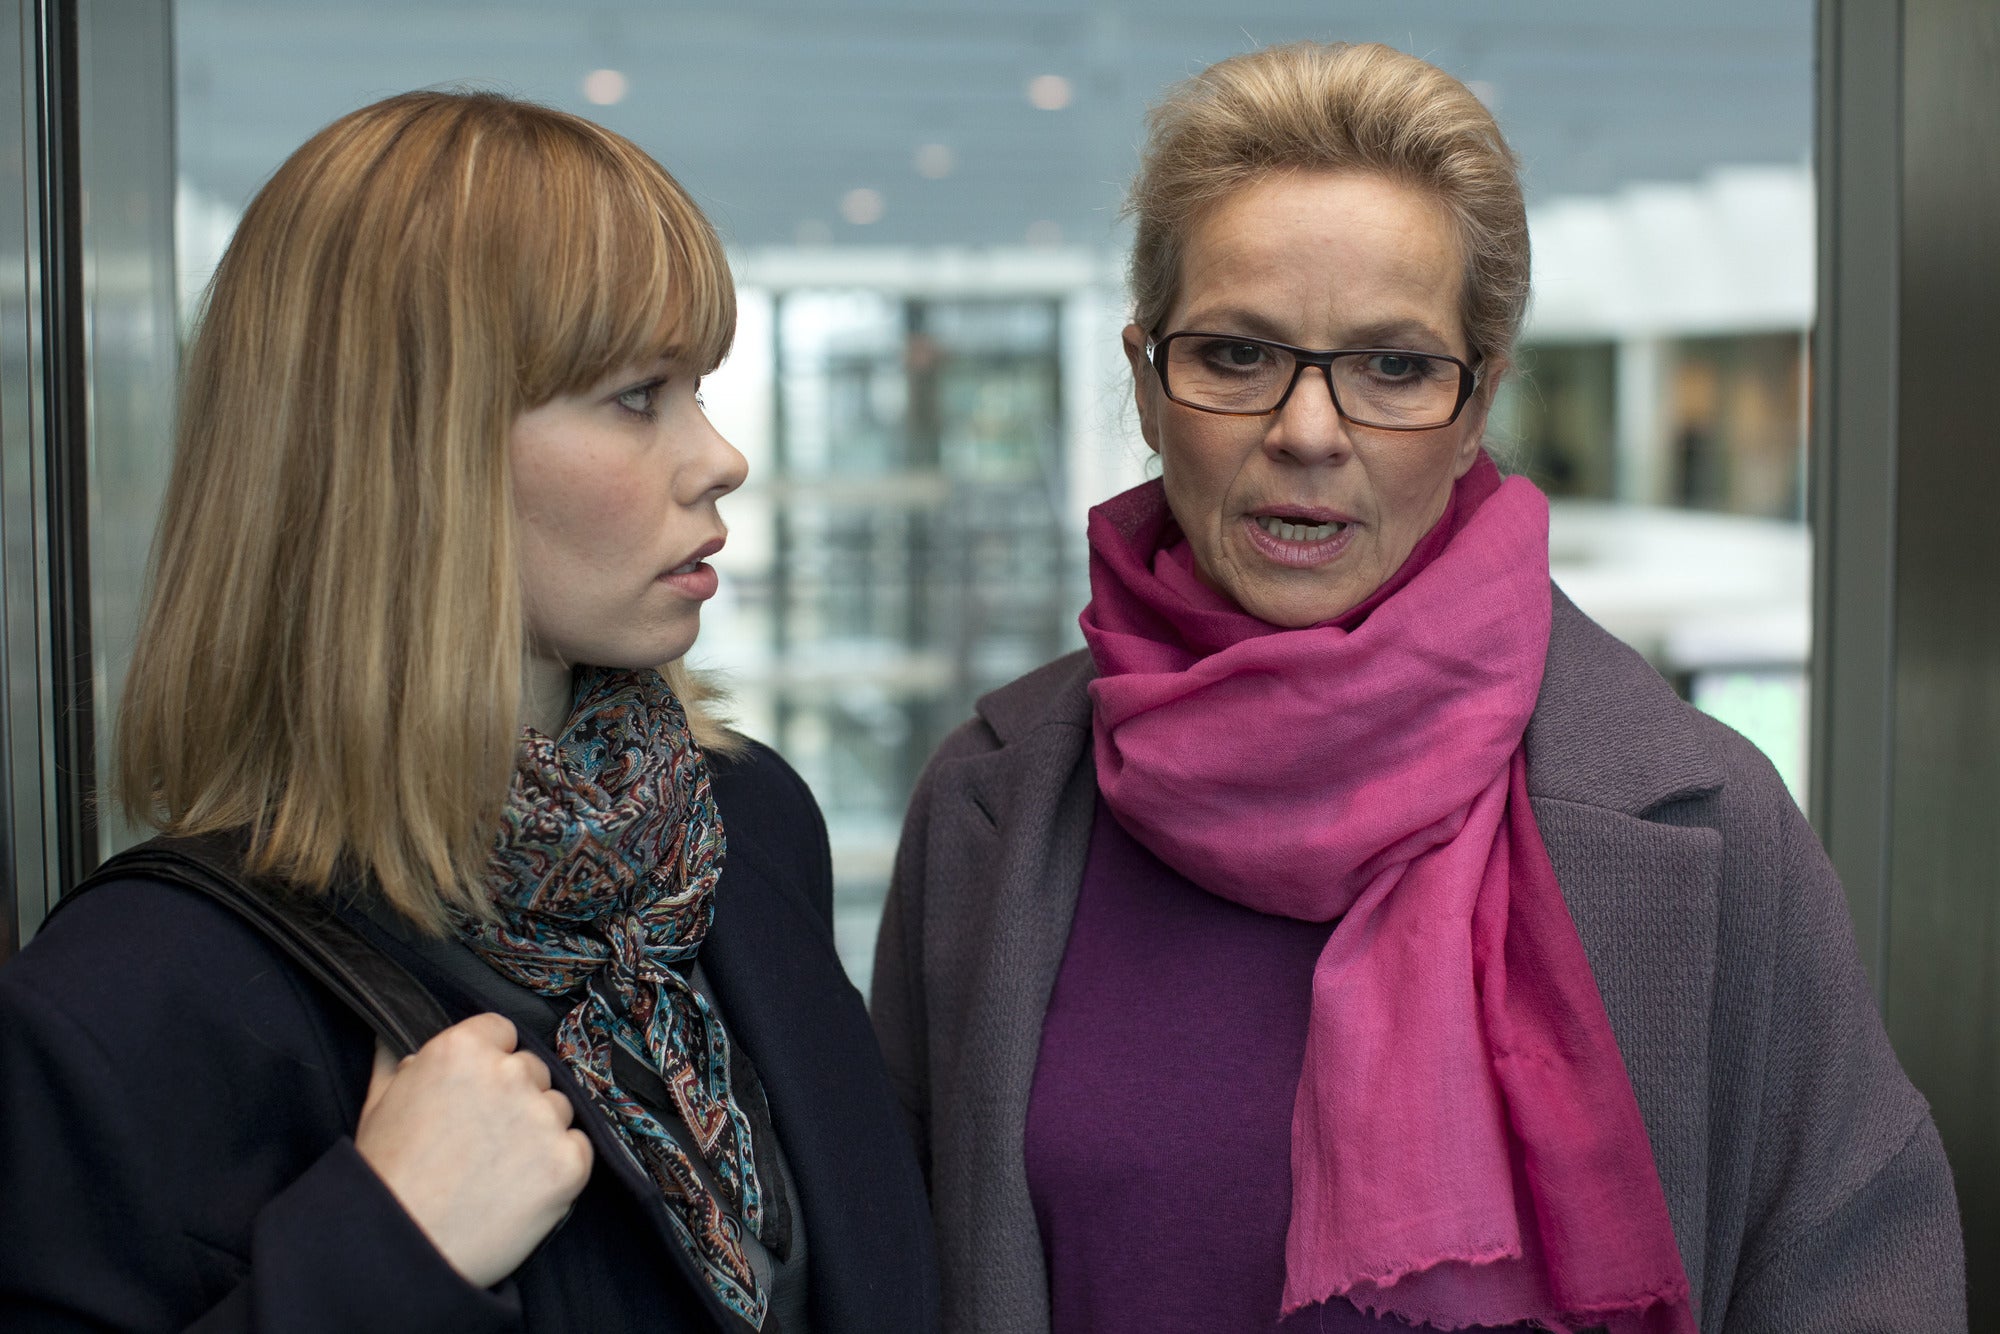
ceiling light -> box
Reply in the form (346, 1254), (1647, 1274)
(582, 69), (628, 106)
(840, 188), (885, 225)
(914, 143), (955, 179)
(1026, 74), (1072, 111)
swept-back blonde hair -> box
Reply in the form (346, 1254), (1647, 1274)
(120, 90), (740, 929)
(1129, 41), (1530, 383)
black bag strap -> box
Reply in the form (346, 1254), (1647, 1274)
(57, 833), (451, 1057)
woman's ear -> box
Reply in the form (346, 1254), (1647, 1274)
(1452, 403), (1490, 478)
(1122, 323), (1161, 455)
(1452, 362), (1507, 478)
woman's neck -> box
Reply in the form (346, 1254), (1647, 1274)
(521, 655), (574, 736)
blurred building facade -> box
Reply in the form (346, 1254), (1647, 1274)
(152, 2), (1835, 984)
(159, 1), (1837, 988)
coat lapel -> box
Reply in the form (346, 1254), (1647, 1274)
(701, 756), (936, 1334)
(1526, 589), (1726, 1298)
(358, 744), (937, 1333)
(338, 909), (745, 1329)
(913, 653), (1097, 1329)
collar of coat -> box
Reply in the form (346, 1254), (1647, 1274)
(973, 586), (1725, 819)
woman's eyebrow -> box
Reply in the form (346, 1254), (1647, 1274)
(1338, 319), (1455, 353)
(1171, 310), (1456, 353)
(1172, 307), (1292, 340)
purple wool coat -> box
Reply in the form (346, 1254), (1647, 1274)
(870, 587), (1966, 1334)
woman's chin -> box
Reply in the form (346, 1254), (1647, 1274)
(561, 629), (700, 675)
(1196, 531), (1378, 628)
(1214, 562), (1376, 629)
(624, 615), (703, 671)
(1248, 591), (1366, 628)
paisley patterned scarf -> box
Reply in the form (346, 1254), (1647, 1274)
(453, 667), (768, 1327)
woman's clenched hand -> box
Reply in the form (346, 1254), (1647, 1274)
(354, 1013), (594, 1288)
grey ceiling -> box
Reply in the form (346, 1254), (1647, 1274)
(175, 0), (1814, 251)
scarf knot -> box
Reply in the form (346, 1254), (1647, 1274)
(454, 667), (771, 1328)
(1079, 458), (1695, 1334)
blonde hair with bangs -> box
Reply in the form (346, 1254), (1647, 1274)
(119, 90), (741, 930)
(1129, 41), (1530, 384)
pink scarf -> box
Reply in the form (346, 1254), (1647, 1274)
(1079, 458), (1694, 1333)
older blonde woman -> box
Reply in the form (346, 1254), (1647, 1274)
(0, 92), (933, 1333)
(872, 42), (1963, 1334)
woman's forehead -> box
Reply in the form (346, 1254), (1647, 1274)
(1171, 172), (1466, 353)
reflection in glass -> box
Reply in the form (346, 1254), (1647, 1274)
(1668, 333), (1808, 520)
(733, 293), (1072, 984)
(1495, 342), (1618, 499)
(165, 1), (1816, 985)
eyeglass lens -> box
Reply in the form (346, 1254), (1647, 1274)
(1163, 335), (1463, 427)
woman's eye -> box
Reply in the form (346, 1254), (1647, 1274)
(616, 382), (661, 416)
(1369, 354), (1424, 380)
(1200, 340), (1268, 370)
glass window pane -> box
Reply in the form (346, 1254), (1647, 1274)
(82, 2), (179, 865)
(173, 2), (1815, 985)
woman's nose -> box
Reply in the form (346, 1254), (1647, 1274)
(1263, 364), (1355, 466)
(700, 418), (749, 500)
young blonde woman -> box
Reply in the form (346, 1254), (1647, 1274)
(0, 91), (934, 1334)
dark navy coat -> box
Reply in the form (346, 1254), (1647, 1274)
(0, 741), (937, 1333)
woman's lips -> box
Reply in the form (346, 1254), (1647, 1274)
(657, 537), (724, 598)
(1241, 511), (1356, 568)
(657, 563), (720, 598)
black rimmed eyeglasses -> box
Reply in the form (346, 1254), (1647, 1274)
(1147, 331), (1480, 430)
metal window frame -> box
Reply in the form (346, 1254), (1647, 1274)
(1815, 1), (2000, 1314)
(34, 0), (98, 904)
(1809, 0), (1902, 991)
(1, 0), (176, 960)
(0, 0), (70, 957)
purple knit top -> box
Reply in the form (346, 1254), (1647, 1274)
(1024, 805), (1527, 1333)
